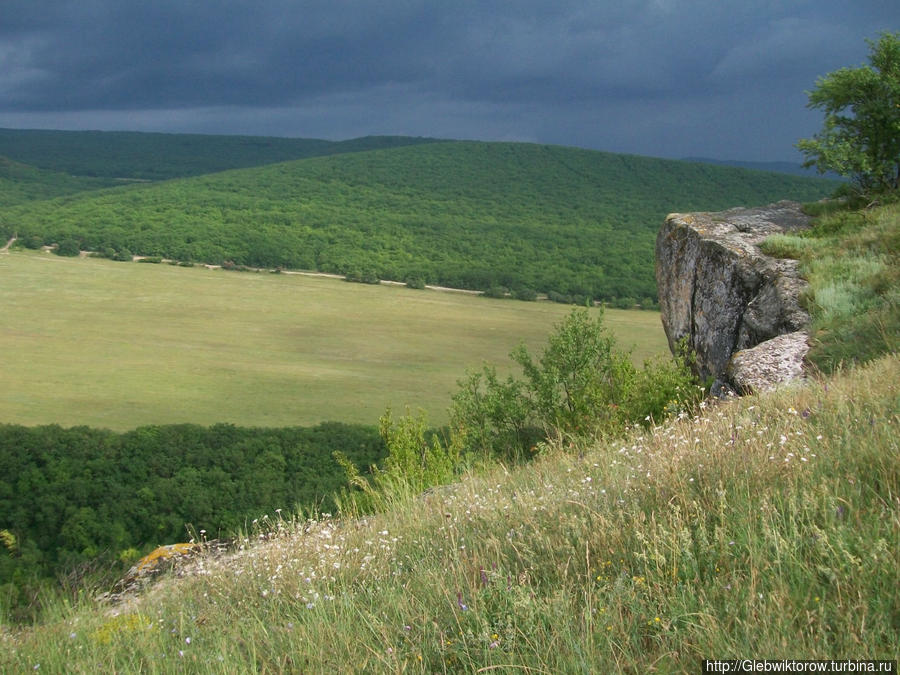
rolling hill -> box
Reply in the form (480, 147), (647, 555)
(0, 155), (120, 206)
(0, 140), (839, 302)
(0, 128), (443, 180)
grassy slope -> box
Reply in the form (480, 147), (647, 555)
(0, 141), (839, 300)
(0, 128), (442, 180)
(0, 250), (667, 430)
(3, 352), (896, 672)
(761, 201), (899, 371)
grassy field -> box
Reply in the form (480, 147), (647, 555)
(0, 250), (668, 430)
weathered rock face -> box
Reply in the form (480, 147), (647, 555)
(655, 201), (811, 393)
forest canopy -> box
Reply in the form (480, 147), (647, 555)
(0, 141), (837, 303)
(0, 421), (385, 611)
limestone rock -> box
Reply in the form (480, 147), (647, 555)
(655, 201), (811, 392)
(101, 540), (230, 604)
(112, 543), (201, 596)
(727, 331), (809, 394)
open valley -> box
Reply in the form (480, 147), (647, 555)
(1, 250), (668, 430)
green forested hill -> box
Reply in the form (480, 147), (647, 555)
(0, 128), (442, 180)
(0, 140), (838, 301)
(0, 156), (120, 206)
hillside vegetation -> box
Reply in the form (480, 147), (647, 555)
(0, 128), (889, 670)
(0, 128), (441, 180)
(0, 421), (386, 620)
(762, 199), (899, 372)
(3, 350), (895, 671)
(0, 156), (120, 206)
(0, 141), (837, 302)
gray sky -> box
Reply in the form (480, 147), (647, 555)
(0, 1), (896, 161)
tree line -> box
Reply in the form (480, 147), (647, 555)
(0, 141), (837, 304)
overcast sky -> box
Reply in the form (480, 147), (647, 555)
(0, 1), (896, 161)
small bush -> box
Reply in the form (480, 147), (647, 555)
(512, 287), (538, 301)
(334, 409), (467, 516)
(611, 296), (637, 309)
(482, 286), (510, 299)
(22, 235), (44, 250)
(54, 238), (81, 257)
(547, 291), (573, 304)
(451, 308), (703, 460)
(405, 276), (426, 290)
(344, 269), (380, 284)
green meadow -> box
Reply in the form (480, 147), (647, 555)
(0, 250), (668, 431)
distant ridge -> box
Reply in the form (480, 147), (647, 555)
(0, 128), (445, 180)
(0, 127), (843, 182)
(681, 156), (844, 180)
(0, 154), (120, 204)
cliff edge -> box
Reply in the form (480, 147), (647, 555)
(655, 200), (812, 394)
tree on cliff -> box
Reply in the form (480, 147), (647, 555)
(797, 32), (900, 195)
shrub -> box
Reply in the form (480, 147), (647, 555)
(334, 410), (467, 516)
(512, 287), (538, 301)
(344, 269), (380, 284)
(612, 296), (636, 309)
(54, 238), (81, 257)
(405, 276), (426, 290)
(23, 235), (44, 250)
(451, 308), (703, 459)
(547, 291), (573, 304)
(482, 286), (510, 299)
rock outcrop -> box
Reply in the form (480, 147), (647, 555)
(655, 201), (811, 394)
(100, 540), (231, 604)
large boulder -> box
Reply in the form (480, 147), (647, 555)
(655, 201), (811, 393)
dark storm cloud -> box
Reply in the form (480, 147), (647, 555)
(2, 0), (442, 109)
(0, 0), (897, 159)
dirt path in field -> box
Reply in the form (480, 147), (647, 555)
(8, 241), (485, 296)
(159, 258), (484, 295)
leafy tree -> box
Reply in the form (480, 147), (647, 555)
(512, 287), (538, 301)
(797, 32), (900, 195)
(511, 308), (634, 436)
(23, 235), (44, 250)
(482, 286), (510, 299)
(451, 365), (537, 458)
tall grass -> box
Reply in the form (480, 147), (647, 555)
(761, 201), (899, 371)
(3, 353), (897, 672)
